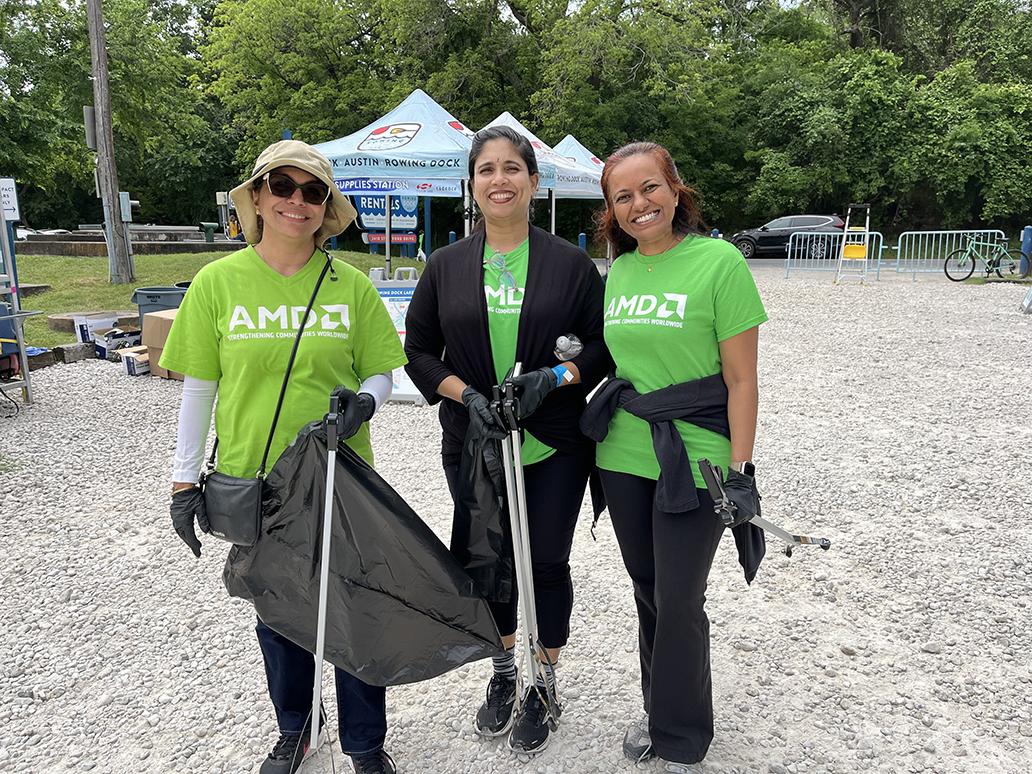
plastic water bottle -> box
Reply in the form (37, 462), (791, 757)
(554, 334), (583, 361)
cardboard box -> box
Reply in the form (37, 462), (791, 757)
(114, 344), (148, 358)
(93, 327), (142, 360)
(146, 347), (183, 380)
(73, 314), (118, 344)
(113, 344), (147, 367)
(121, 349), (150, 376)
(142, 308), (183, 380)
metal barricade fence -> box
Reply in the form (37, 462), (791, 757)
(784, 231), (885, 278)
(892, 230), (1005, 280)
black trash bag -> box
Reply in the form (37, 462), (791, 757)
(449, 429), (514, 604)
(223, 421), (502, 687)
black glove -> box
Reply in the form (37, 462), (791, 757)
(506, 367), (558, 423)
(171, 486), (210, 558)
(330, 386), (376, 440)
(462, 386), (506, 441)
(723, 467), (761, 528)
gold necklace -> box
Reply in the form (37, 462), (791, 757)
(641, 235), (682, 271)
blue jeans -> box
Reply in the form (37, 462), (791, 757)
(256, 618), (387, 756)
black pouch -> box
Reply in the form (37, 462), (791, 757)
(200, 470), (264, 547)
(198, 253), (333, 547)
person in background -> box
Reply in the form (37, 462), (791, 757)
(227, 211), (244, 241)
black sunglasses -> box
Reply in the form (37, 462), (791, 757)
(263, 171), (331, 205)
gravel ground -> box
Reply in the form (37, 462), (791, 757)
(1, 273), (1030, 774)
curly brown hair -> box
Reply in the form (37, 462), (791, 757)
(595, 142), (706, 257)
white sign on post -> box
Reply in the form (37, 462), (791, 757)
(374, 282), (424, 403)
(1, 178), (20, 222)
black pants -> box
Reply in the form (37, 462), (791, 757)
(444, 448), (592, 649)
(256, 619), (387, 756)
(599, 470), (725, 765)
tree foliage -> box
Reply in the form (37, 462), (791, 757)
(2, 0), (1031, 232)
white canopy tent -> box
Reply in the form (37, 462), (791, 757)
(314, 89), (477, 270)
(314, 89), (478, 403)
(315, 88), (473, 198)
(553, 134), (606, 178)
(554, 135), (613, 263)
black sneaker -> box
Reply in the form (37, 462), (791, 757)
(508, 687), (561, 754)
(474, 673), (518, 737)
(622, 716), (654, 762)
(351, 749), (396, 774)
(259, 726), (328, 774)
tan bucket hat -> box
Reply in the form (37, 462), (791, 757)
(229, 140), (357, 246)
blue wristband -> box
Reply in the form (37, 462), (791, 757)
(551, 365), (572, 387)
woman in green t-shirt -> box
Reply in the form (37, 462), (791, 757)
(591, 142), (768, 772)
(404, 126), (609, 754)
(163, 140), (407, 774)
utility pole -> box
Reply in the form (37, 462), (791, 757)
(86, 0), (134, 284)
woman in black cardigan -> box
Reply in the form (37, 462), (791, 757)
(404, 126), (608, 754)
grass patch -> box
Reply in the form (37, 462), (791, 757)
(965, 275), (1032, 286)
(14, 250), (423, 349)
(985, 276), (1032, 286)
(0, 452), (14, 473)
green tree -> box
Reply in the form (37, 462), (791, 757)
(0, 0), (234, 229)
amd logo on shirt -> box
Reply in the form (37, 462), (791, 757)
(605, 293), (688, 328)
(484, 285), (525, 314)
(226, 304), (350, 340)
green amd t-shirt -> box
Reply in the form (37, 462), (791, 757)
(160, 246), (407, 476)
(596, 236), (767, 488)
(483, 239), (554, 466)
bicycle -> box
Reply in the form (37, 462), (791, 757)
(944, 235), (1030, 281)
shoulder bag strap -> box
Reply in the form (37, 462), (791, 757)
(255, 251), (334, 477)
(208, 250), (335, 478)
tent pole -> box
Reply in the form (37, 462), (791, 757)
(384, 193), (392, 277)
(424, 196), (432, 257)
(549, 189), (556, 235)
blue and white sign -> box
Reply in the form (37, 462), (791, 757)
(354, 195), (419, 230)
(335, 177), (462, 197)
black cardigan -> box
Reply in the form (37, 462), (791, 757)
(404, 225), (611, 464)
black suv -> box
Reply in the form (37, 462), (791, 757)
(729, 215), (845, 259)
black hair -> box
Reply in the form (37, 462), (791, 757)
(467, 126), (539, 180)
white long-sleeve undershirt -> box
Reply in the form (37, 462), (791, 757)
(171, 372), (394, 484)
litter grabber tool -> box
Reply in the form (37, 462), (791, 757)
(490, 363), (561, 734)
(698, 458), (831, 558)
(303, 393), (342, 773)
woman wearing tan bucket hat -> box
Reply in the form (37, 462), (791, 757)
(160, 140), (407, 774)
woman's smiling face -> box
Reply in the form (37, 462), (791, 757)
(252, 166), (326, 242)
(605, 153), (678, 250)
(471, 138), (539, 224)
